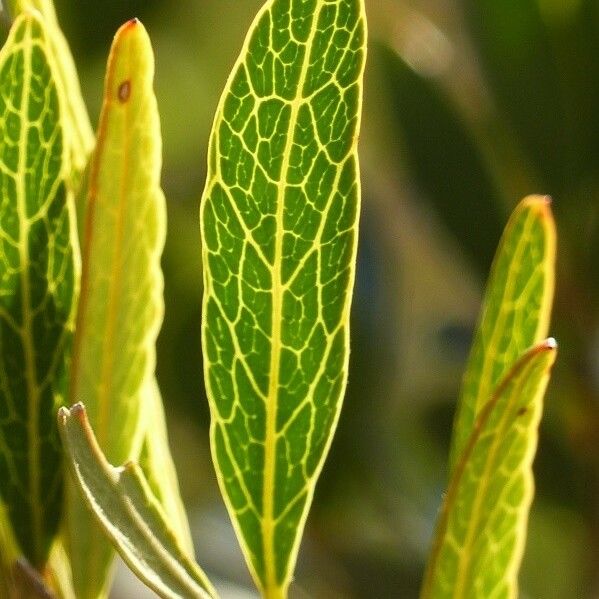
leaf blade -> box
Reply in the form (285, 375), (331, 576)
(137, 379), (195, 556)
(8, 0), (94, 185)
(449, 195), (556, 471)
(200, 0), (367, 595)
(58, 403), (216, 599)
(0, 13), (78, 567)
(421, 340), (557, 599)
(66, 18), (167, 598)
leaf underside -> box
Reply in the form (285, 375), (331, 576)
(200, 0), (367, 595)
(66, 18), (169, 598)
(58, 403), (215, 599)
(449, 196), (556, 471)
(0, 13), (77, 567)
(421, 340), (557, 599)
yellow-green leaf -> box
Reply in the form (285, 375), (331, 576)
(449, 196), (556, 471)
(58, 403), (216, 599)
(137, 379), (195, 556)
(420, 339), (557, 599)
(66, 18), (166, 598)
(0, 13), (79, 568)
(200, 0), (367, 596)
(8, 0), (94, 186)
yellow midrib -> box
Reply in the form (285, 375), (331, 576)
(261, 7), (322, 595)
(17, 26), (43, 561)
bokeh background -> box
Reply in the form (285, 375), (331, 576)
(49, 0), (599, 596)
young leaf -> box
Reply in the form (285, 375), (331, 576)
(200, 0), (367, 595)
(449, 196), (556, 471)
(66, 18), (167, 598)
(420, 339), (557, 599)
(58, 404), (216, 599)
(0, 13), (78, 567)
(8, 0), (94, 184)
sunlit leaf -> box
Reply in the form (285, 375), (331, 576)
(66, 18), (167, 598)
(58, 403), (216, 599)
(421, 339), (557, 599)
(200, 0), (367, 595)
(8, 0), (94, 186)
(0, 13), (78, 567)
(449, 196), (556, 470)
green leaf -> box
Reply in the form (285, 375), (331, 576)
(200, 0), (367, 596)
(0, 13), (79, 567)
(420, 339), (557, 599)
(8, 0), (94, 185)
(137, 379), (195, 556)
(66, 18), (166, 598)
(58, 403), (216, 599)
(449, 196), (556, 471)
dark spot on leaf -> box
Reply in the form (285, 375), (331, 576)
(517, 407), (527, 417)
(118, 80), (131, 103)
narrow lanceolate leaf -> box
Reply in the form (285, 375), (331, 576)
(421, 340), (557, 599)
(0, 14), (78, 567)
(449, 196), (556, 471)
(138, 379), (195, 556)
(67, 18), (166, 598)
(59, 404), (216, 599)
(200, 0), (367, 596)
(8, 0), (95, 184)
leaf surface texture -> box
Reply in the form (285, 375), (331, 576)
(59, 403), (216, 599)
(0, 13), (78, 567)
(66, 18), (167, 598)
(421, 340), (557, 599)
(449, 196), (556, 470)
(200, 0), (367, 595)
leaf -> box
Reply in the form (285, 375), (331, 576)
(0, 13), (79, 567)
(58, 403), (216, 599)
(66, 18), (167, 598)
(7, 0), (94, 185)
(420, 339), (557, 599)
(449, 196), (556, 471)
(137, 379), (195, 556)
(200, 0), (367, 596)
(378, 44), (505, 275)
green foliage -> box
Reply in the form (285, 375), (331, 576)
(0, 12), (78, 568)
(421, 341), (557, 598)
(8, 0), (94, 186)
(449, 196), (556, 470)
(65, 17), (172, 598)
(58, 403), (215, 599)
(0, 1), (563, 598)
(200, 0), (366, 595)
(421, 196), (557, 598)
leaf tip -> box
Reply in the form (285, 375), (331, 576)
(57, 405), (70, 426)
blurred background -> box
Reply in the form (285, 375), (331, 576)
(49, 0), (599, 596)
